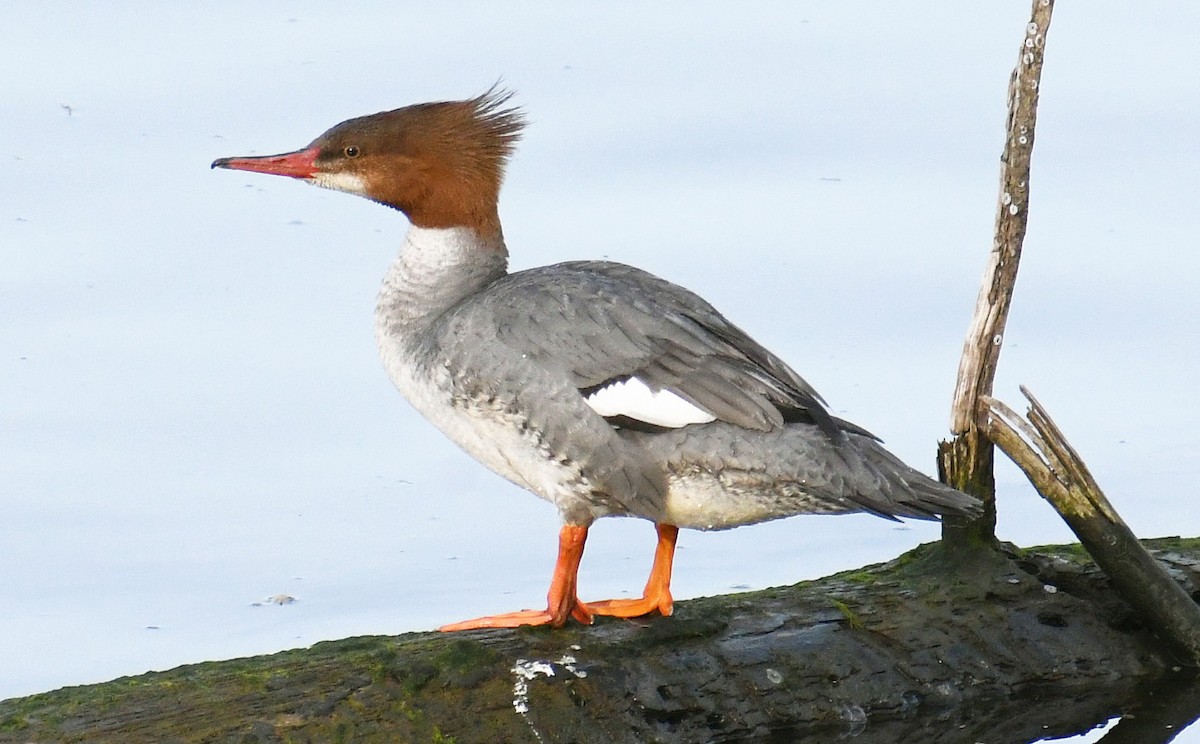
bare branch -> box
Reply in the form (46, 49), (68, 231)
(939, 0), (1055, 550)
(979, 393), (1045, 457)
(1020, 386), (1109, 506)
(949, 0), (1055, 434)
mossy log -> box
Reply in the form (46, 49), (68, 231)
(4, 539), (1200, 743)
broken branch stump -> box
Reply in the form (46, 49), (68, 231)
(983, 386), (1200, 665)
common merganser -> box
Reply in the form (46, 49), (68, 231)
(212, 90), (980, 631)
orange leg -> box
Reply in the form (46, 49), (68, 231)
(587, 523), (678, 619)
(438, 524), (595, 631)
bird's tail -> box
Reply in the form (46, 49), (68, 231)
(836, 432), (982, 521)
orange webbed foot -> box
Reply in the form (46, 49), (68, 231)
(587, 523), (678, 620)
(438, 524), (594, 632)
(438, 601), (594, 631)
(586, 588), (674, 619)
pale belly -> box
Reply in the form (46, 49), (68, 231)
(661, 470), (849, 531)
(383, 355), (589, 513)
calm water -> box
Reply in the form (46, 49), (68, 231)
(3, 7), (1198, 740)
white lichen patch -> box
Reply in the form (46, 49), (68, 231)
(512, 659), (556, 715)
(510, 654), (590, 742)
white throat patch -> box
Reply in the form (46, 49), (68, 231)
(309, 171), (369, 196)
(585, 377), (716, 428)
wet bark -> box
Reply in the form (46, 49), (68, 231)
(3, 538), (1198, 744)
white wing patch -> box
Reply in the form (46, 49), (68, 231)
(584, 377), (716, 428)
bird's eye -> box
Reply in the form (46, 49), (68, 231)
(343, 146), (360, 158)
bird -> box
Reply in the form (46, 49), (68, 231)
(212, 89), (980, 631)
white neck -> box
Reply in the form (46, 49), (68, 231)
(375, 225), (508, 337)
